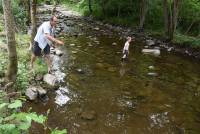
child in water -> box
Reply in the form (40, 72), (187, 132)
(121, 36), (134, 61)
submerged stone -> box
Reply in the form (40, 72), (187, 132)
(148, 66), (155, 70)
(81, 110), (96, 120)
(96, 63), (104, 69)
(112, 42), (117, 46)
(147, 72), (158, 77)
(70, 44), (75, 47)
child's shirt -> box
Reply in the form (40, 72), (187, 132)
(123, 41), (130, 53)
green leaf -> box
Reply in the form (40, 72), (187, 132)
(28, 113), (47, 124)
(8, 100), (22, 109)
(0, 124), (16, 130)
(18, 122), (31, 130)
(0, 103), (8, 109)
(0, 117), (3, 123)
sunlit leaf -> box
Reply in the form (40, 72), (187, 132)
(0, 103), (8, 109)
(8, 100), (22, 109)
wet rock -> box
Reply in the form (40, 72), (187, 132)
(147, 72), (158, 77)
(142, 49), (160, 56)
(146, 39), (155, 46)
(96, 63), (104, 69)
(53, 71), (66, 83)
(148, 66), (155, 70)
(43, 74), (58, 86)
(25, 87), (38, 100)
(55, 49), (63, 56)
(81, 110), (96, 120)
(35, 74), (43, 81)
(167, 47), (173, 52)
(73, 123), (80, 128)
(112, 42), (117, 46)
(72, 51), (77, 54)
(55, 87), (70, 106)
(76, 69), (84, 74)
(37, 86), (47, 96)
(94, 41), (100, 44)
(56, 27), (61, 32)
(154, 46), (160, 49)
(94, 27), (100, 30)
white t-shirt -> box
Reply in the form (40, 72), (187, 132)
(34, 21), (53, 50)
(123, 41), (130, 52)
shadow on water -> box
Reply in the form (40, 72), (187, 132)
(24, 18), (200, 134)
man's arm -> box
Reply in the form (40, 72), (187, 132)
(45, 33), (64, 45)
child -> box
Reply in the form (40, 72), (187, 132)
(121, 36), (134, 61)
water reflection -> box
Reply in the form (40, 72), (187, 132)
(119, 62), (127, 77)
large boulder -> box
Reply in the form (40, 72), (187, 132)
(43, 74), (58, 86)
(25, 87), (38, 100)
(25, 86), (47, 101)
(142, 49), (160, 56)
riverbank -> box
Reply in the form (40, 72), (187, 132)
(58, 2), (200, 60)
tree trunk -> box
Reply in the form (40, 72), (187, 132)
(139, 0), (148, 30)
(88, 0), (93, 14)
(163, 0), (169, 37)
(2, 0), (18, 82)
(185, 20), (195, 35)
(27, 0), (31, 26)
(117, 4), (121, 18)
(163, 0), (180, 41)
(172, 0), (180, 32)
(31, 0), (37, 45)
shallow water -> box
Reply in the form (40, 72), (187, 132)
(24, 18), (200, 134)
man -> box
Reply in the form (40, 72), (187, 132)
(30, 16), (64, 73)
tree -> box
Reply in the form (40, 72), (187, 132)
(139, 0), (148, 31)
(31, 0), (37, 45)
(2, 0), (18, 82)
(163, 0), (181, 41)
(88, 0), (93, 14)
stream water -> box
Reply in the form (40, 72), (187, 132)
(24, 8), (200, 134)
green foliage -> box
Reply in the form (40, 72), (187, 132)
(179, 0), (200, 36)
(0, 93), (46, 134)
(61, 0), (200, 46)
(174, 34), (200, 48)
(14, 34), (30, 91)
(0, 0), (27, 31)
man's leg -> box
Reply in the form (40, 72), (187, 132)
(31, 54), (36, 69)
(44, 54), (52, 73)
(43, 44), (51, 73)
(31, 41), (41, 70)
